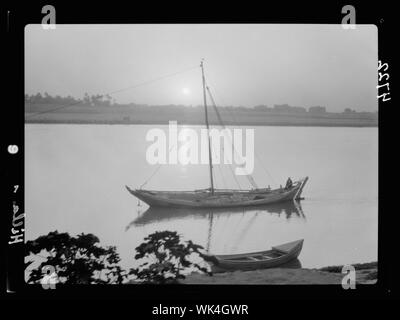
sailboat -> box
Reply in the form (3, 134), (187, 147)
(126, 60), (308, 208)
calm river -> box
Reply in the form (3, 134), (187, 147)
(25, 124), (378, 270)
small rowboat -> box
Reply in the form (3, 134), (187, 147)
(209, 239), (304, 272)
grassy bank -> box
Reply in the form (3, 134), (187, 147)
(180, 262), (377, 285)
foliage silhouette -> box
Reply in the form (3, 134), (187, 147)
(130, 230), (215, 284)
(25, 231), (127, 284)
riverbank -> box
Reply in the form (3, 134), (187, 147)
(25, 103), (378, 127)
(180, 262), (377, 285)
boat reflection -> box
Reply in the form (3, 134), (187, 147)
(126, 200), (306, 230)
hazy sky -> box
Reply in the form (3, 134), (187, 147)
(25, 24), (378, 112)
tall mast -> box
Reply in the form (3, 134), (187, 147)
(200, 59), (214, 194)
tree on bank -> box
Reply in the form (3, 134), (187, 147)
(25, 230), (214, 285)
(130, 230), (214, 284)
(25, 231), (127, 284)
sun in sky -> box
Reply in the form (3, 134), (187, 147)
(182, 87), (191, 95)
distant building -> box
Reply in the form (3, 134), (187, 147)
(273, 104), (306, 113)
(253, 105), (270, 111)
(343, 108), (356, 113)
(308, 106), (326, 114)
(290, 106), (307, 113)
(273, 104), (291, 112)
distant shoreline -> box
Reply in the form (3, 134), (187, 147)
(25, 118), (378, 127)
(25, 102), (378, 127)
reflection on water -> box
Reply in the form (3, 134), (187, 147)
(126, 200), (306, 267)
(127, 200), (306, 228)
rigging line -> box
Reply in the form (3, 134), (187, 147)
(106, 65), (199, 96)
(205, 80), (277, 187)
(139, 164), (163, 189)
(207, 136), (216, 190)
(206, 85), (258, 189)
(207, 98), (241, 190)
(26, 65), (199, 119)
(209, 141), (218, 189)
(209, 127), (232, 190)
(206, 88), (242, 190)
(228, 159), (242, 190)
(205, 90), (241, 190)
(254, 153), (278, 186)
(218, 164), (227, 189)
(204, 75), (276, 186)
(219, 101), (276, 187)
(217, 161), (227, 189)
(211, 142), (227, 189)
(219, 131), (242, 190)
(139, 141), (177, 189)
(221, 104), (277, 186)
(206, 86), (253, 184)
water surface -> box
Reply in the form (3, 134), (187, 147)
(25, 124), (378, 270)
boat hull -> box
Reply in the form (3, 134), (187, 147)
(126, 177), (308, 208)
(212, 239), (303, 272)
